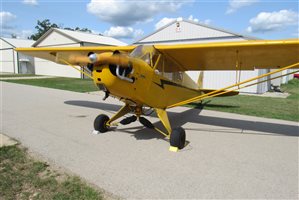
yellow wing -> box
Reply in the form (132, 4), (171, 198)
(16, 39), (299, 71)
(155, 39), (299, 71)
(16, 46), (136, 65)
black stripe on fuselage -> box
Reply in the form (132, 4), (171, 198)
(154, 79), (199, 92)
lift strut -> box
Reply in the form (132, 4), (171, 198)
(168, 62), (299, 108)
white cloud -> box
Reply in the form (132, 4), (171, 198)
(0, 11), (17, 28)
(86, 0), (185, 26)
(188, 15), (212, 25)
(188, 15), (199, 23)
(0, 11), (33, 39)
(22, 0), (38, 5)
(246, 10), (298, 33)
(18, 30), (33, 39)
(104, 26), (144, 39)
(133, 29), (144, 39)
(155, 17), (177, 30)
(201, 19), (212, 25)
(90, 30), (102, 35)
(226, 0), (259, 14)
(155, 15), (208, 30)
(1, 29), (33, 39)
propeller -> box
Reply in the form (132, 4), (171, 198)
(67, 54), (90, 64)
(87, 52), (96, 71)
(66, 52), (131, 67)
(58, 51), (133, 80)
(89, 52), (131, 66)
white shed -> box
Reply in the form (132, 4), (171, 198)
(32, 28), (127, 78)
(134, 19), (269, 94)
(0, 37), (35, 74)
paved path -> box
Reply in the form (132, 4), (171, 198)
(1, 82), (298, 199)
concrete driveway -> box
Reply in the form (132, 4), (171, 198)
(1, 81), (298, 199)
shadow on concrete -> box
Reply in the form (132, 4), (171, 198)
(64, 100), (299, 139)
(188, 102), (239, 109)
(65, 100), (121, 112)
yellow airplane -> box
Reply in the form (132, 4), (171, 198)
(16, 39), (299, 151)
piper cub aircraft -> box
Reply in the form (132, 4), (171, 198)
(17, 39), (299, 151)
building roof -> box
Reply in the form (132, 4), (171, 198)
(33, 28), (127, 47)
(0, 37), (35, 48)
(133, 19), (257, 45)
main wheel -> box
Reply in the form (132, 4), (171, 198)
(170, 127), (186, 149)
(94, 114), (110, 133)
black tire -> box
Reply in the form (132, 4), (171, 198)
(94, 114), (110, 133)
(170, 127), (186, 149)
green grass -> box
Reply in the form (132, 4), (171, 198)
(0, 74), (39, 78)
(3, 77), (98, 93)
(0, 145), (103, 200)
(188, 79), (299, 122)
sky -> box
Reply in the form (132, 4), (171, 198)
(1, 0), (298, 44)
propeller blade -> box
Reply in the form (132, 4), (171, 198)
(93, 52), (131, 66)
(105, 54), (130, 66)
(68, 55), (91, 64)
(56, 52), (131, 67)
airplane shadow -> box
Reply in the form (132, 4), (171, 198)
(64, 100), (299, 140)
(188, 102), (239, 109)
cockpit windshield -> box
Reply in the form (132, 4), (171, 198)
(130, 45), (158, 67)
(130, 45), (186, 84)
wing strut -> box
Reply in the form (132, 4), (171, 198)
(167, 62), (299, 108)
(235, 50), (242, 87)
(199, 69), (299, 101)
(59, 58), (95, 80)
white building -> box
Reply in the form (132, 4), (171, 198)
(133, 19), (270, 94)
(1, 28), (127, 78)
(0, 37), (35, 74)
(31, 28), (127, 78)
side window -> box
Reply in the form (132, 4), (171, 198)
(155, 55), (183, 84)
(173, 72), (183, 82)
(141, 53), (150, 65)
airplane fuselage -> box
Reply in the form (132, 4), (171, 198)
(93, 61), (201, 109)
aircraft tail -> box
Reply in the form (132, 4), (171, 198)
(197, 71), (204, 89)
(197, 71), (238, 97)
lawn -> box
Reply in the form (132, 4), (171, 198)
(3, 77), (98, 93)
(0, 144), (103, 200)
(0, 73), (40, 78)
(188, 79), (299, 122)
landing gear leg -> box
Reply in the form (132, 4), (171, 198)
(94, 104), (131, 132)
(155, 109), (186, 152)
(107, 104), (132, 126)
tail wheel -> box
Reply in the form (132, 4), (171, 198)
(170, 127), (186, 149)
(94, 114), (110, 133)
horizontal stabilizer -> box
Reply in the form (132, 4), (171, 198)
(200, 89), (239, 97)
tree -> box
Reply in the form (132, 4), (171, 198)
(29, 19), (59, 40)
(29, 19), (95, 40)
(75, 27), (92, 33)
(64, 27), (92, 33)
